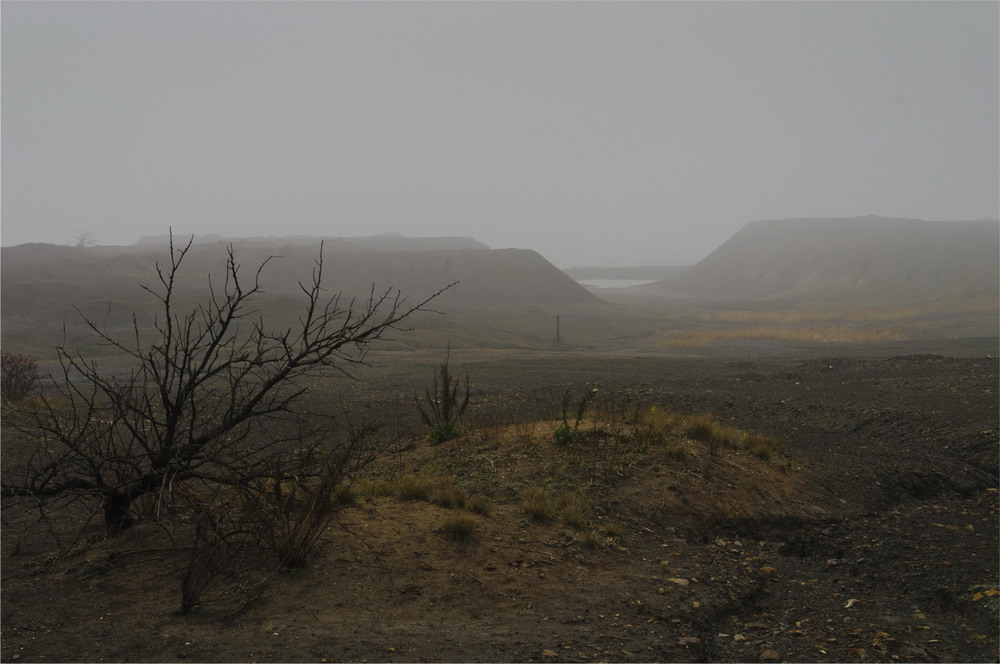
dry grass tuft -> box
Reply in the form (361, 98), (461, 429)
(557, 492), (590, 530)
(440, 514), (479, 543)
(743, 433), (784, 461)
(521, 486), (555, 522)
(683, 414), (743, 451)
(430, 486), (466, 509)
(393, 474), (442, 501)
(465, 494), (492, 517)
(602, 521), (626, 543)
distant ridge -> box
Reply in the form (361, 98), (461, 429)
(133, 233), (490, 252)
(0, 241), (598, 351)
(658, 216), (999, 304)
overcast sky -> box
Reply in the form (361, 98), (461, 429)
(2, 1), (997, 267)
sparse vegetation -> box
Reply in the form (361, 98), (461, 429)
(440, 514), (479, 543)
(2, 220), (996, 661)
(416, 349), (471, 445)
(553, 389), (594, 445)
(664, 443), (692, 464)
(0, 234), (455, 618)
(656, 324), (905, 347)
(393, 473), (443, 502)
(557, 492), (590, 530)
(636, 406), (681, 448)
(683, 413), (742, 454)
(743, 432), (784, 460)
(3, 352), (993, 662)
(352, 472), (495, 517)
(602, 521), (626, 543)
(465, 494), (492, 517)
(430, 485), (466, 509)
(521, 485), (555, 522)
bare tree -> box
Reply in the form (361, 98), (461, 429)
(2, 234), (450, 536)
(72, 230), (98, 247)
(1, 352), (39, 402)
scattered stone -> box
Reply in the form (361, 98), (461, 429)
(668, 577), (690, 587)
(678, 636), (702, 647)
(759, 648), (780, 662)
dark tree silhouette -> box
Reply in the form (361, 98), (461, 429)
(2, 234), (450, 535)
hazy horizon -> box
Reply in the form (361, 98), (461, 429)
(3, 1), (998, 268)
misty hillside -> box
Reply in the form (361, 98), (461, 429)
(134, 233), (490, 252)
(653, 216), (999, 304)
(0, 239), (598, 354)
(561, 265), (689, 281)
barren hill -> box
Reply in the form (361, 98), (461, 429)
(657, 216), (999, 304)
(134, 232), (490, 252)
(0, 239), (598, 356)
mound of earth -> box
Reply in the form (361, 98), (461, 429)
(652, 216), (999, 305)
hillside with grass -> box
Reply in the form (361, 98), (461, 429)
(652, 216), (999, 305)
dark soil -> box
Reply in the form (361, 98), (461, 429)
(2, 351), (998, 663)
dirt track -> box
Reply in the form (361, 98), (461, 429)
(2, 351), (998, 662)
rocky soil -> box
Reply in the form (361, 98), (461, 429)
(2, 352), (997, 663)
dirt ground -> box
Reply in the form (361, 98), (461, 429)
(2, 349), (998, 663)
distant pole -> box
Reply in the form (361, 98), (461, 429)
(556, 314), (561, 344)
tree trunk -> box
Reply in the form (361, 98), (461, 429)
(103, 491), (135, 536)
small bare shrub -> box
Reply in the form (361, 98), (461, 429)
(176, 481), (260, 615)
(1, 352), (38, 402)
(553, 390), (594, 445)
(416, 350), (470, 445)
(512, 420), (536, 445)
(238, 469), (339, 569)
(236, 426), (389, 570)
